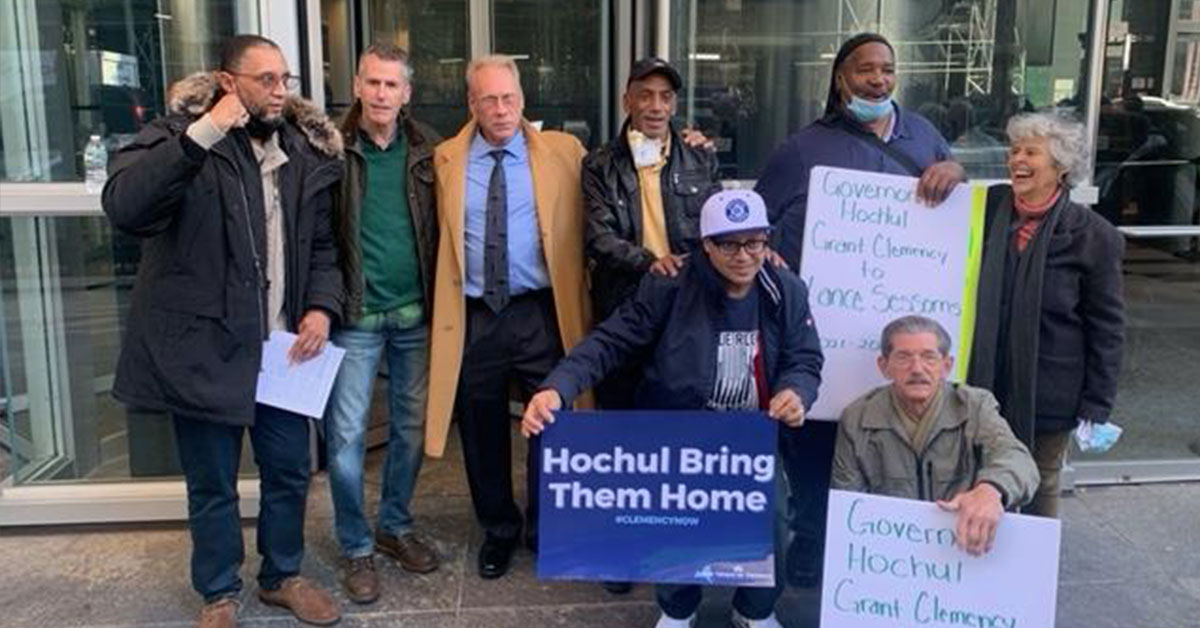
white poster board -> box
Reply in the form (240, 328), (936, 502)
(821, 490), (1061, 628)
(800, 166), (985, 420)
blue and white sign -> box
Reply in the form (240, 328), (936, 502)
(537, 410), (777, 587)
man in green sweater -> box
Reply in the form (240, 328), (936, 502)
(326, 43), (442, 604)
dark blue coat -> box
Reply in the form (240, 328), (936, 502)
(542, 253), (824, 421)
(967, 186), (1126, 442)
(755, 108), (952, 269)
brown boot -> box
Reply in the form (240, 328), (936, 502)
(342, 555), (380, 605)
(196, 597), (239, 628)
(258, 576), (342, 626)
(376, 531), (440, 574)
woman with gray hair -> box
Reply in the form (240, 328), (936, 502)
(967, 112), (1126, 518)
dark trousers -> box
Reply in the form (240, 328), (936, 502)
(457, 290), (563, 542)
(173, 404), (311, 601)
(779, 419), (838, 573)
(126, 408), (183, 477)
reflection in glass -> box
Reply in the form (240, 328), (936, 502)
(0, 1), (257, 183)
(1171, 34), (1200, 104)
(1078, 0), (1200, 463)
(669, 0), (1094, 180)
(1, 215), (158, 482)
(667, 0), (1199, 468)
(322, 0), (358, 119)
(493, 0), (606, 148)
(0, 1), (258, 484)
(366, 0), (470, 137)
(1181, 0), (1200, 21)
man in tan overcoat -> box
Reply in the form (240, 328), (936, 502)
(424, 54), (591, 580)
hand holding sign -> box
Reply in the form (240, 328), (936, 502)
(821, 490), (1060, 628)
(915, 160), (967, 205)
(767, 389), (805, 427)
(522, 389), (562, 437)
(936, 483), (1004, 557)
(800, 166), (985, 420)
(537, 410), (777, 586)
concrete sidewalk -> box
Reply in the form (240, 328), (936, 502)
(0, 431), (1197, 628)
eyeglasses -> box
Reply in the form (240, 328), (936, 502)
(229, 72), (302, 92)
(888, 351), (943, 368)
(713, 238), (769, 256)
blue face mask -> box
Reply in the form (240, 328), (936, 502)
(1074, 420), (1123, 453)
(845, 94), (894, 122)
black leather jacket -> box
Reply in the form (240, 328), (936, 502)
(582, 120), (721, 320)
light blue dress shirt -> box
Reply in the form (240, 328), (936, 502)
(463, 128), (550, 298)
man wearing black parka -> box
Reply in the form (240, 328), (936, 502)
(102, 35), (344, 627)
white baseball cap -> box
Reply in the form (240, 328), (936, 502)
(700, 189), (771, 239)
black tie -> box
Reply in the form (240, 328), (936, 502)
(483, 149), (510, 313)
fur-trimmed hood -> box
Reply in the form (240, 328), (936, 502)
(167, 71), (343, 158)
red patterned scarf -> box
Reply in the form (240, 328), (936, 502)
(1012, 188), (1063, 252)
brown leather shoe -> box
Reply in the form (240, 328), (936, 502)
(196, 597), (239, 628)
(342, 555), (380, 605)
(258, 576), (342, 626)
(376, 531), (439, 574)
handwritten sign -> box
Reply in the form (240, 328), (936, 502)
(800, 167), (985, 420)
(821, 490), (1061, 628)
(537, 410), (776, 586)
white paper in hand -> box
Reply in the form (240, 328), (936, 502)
(255, 330), (346, 418)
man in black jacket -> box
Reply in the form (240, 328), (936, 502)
(325, 43), (442, 604)
(102, 35), (343, 627)
(754, 33), (966, 588)
(522, 189), (823, 628)
(581, 57), (722, 595)
(582, 57), (722, 410)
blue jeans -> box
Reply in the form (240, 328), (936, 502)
(173, 405), (311, 602)
(326, 309), (429, 558)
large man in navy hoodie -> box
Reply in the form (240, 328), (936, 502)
(754, 32), (966, 587)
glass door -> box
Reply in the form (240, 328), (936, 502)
(667, 0), (1098, 180)
(665, 0), (1200, 482)
(323, 0), (611, 147)
(361, 0), (472, 136)
(1075, 0), (1200, 477)
(492, 0), (610, 148)
(0, 0), (259, 486)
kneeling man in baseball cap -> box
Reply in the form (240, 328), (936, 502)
(523, 190), (825, 628)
